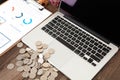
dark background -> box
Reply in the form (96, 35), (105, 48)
(61, 0), (120, 46)
(0, 0), (7, 4)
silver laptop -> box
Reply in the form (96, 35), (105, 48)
(22, 0), (120, 80)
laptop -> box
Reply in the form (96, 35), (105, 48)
(22, 0), (120, 80)
(0, 0), (51, 55)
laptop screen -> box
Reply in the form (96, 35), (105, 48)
(0, 0), (7, 4)
(61, 0), (120, 46)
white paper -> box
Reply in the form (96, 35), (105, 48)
(0, 0), (52, 55)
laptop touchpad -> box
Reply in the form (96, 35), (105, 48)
(48, 40), (75, 69)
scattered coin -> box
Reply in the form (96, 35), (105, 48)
(7, 41), (60, 80)
(47, 76), (55, 80)
(26, 47), (32, 52)
(36, 45), (43, 49)
(34, 78), (40, 80)
(31, 53), (38, 60)
(51, 71), (58, 78)
(42, 43), (48, 49)
(29, 60), (36, 67)
(43, 70), (51, 76)
(31, 67), (37, 73)
(16, 61), (23, 66)
(19, 48), (26, 54)
(23, 65), (31, 72)
(42, 62), (51, 68)
(16, 54), (24, 60)
(23, 58), (30, 64)
(40, 75), (48, 80)
(7, 63), (15, 70)
(29, 72), (36, 79)
(17, 66), (24, 72)
(48, 48), (55, 54)
(35, 41), (42, 46)
(37, 48), (44, 53)
(37, 69), (43, 76)
(44, 52), (51, 60)
(27, 59), (33, 65)
(23, 52), (30, 58)
(17, 42), (24, 48)
(22, 71), (29, 78)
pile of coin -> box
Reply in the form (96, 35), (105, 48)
(7, 41), (59, 80)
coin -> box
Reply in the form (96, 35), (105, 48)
(42, 62), (51, 68)
(37, 69), (43, 76)
(31, 53), (38, 60)
(43, 70), (51, 76)
(40, 75), (47, 80)
(16, 61), (23, 66)
(16, 54), (24, 60)
(34, 78), (40, 80)
(29, 60), (36, 67)
(27, 59), (33, 65)
(26, 47), (32, 52)
(35, 41), (42, 46)
(22, 71), (29, 78)
(7, 63), (15, 70)
(17, 66), (24, 72)
(42, 43), (48, 49)
(51, 71), (58, 77)
(23, 52), (30, 58)
(29, 72), (36, 79)
(34, 62), (41, 69)
(37, 48), (44, 53)
(36, 45), (43, 49)
(44, 53), (51, 60)
(17, 42), (24, 48)
(23, 65), (31, 72)
(48, 48), (55, 54)
(47, 76), (55, 80)
(19, 48), (26, 54)
(23, 58), (30, 64)
(31, 67), (37, 73)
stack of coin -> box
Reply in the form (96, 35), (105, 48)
(7, 41), (59, 80)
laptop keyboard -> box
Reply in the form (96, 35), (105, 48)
(41, 16), (111, 66)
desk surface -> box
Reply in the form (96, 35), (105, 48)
(0, 3), (120, 80)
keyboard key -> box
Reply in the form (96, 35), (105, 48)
(75, 49), (81, 55)
(92, 63), (96, 66)
(88, 58), (93, 63)
(95, 53), (103, 59)
(56, 37), (75, 51)
(83, 57), (88, 60)
(91, 55), (100, 62)
(79, 53), (85, 57)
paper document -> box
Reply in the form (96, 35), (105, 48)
(0, 0), (52, 55)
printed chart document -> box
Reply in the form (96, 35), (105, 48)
(0, 0), (52, 55)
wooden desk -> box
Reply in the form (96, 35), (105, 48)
(0, 3), (120, 80)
